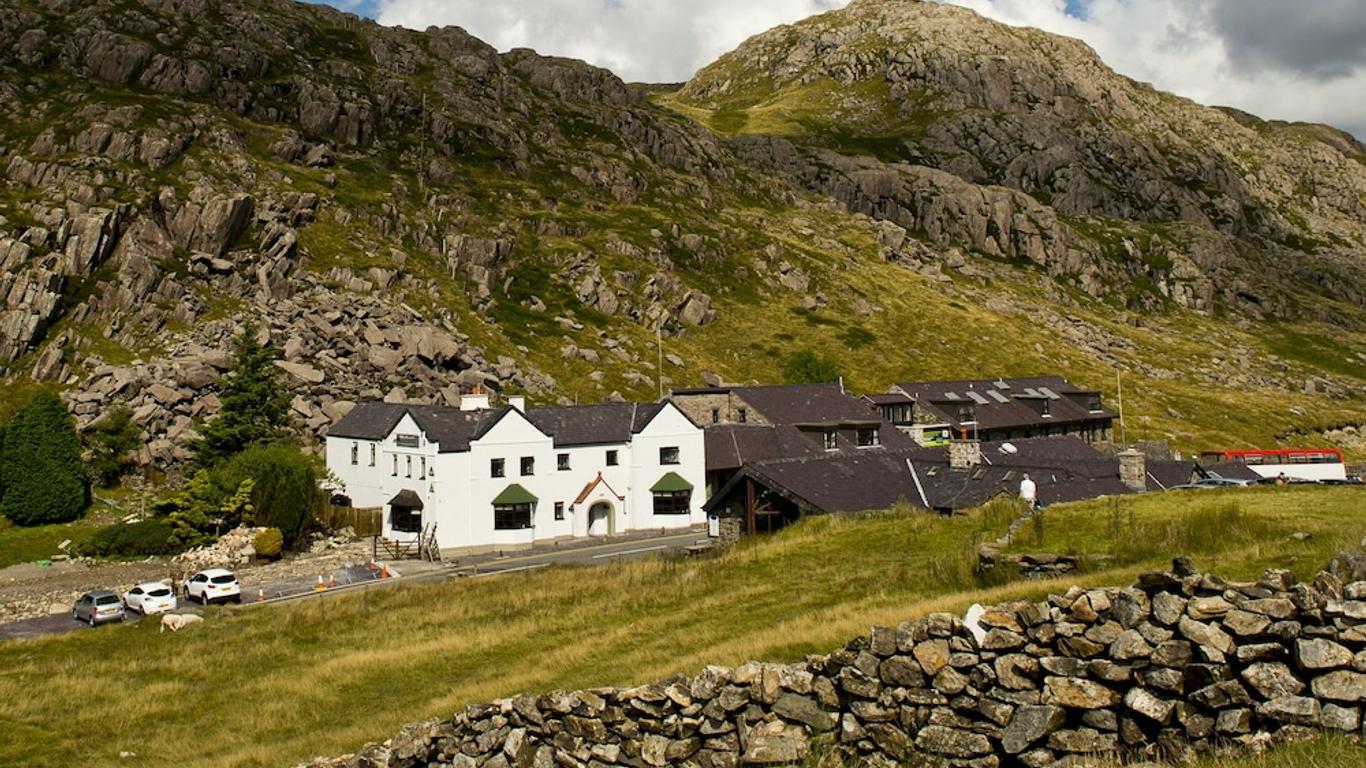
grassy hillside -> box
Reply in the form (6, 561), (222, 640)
(0, 486), (1362, 767)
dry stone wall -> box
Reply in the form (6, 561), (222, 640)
(302, 557), (1366, 768)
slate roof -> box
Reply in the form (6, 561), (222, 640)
(703, 421), (921, 472)
(893, 376), (1116, 432)
(734, 383), (883, 425)
(1145, 460), (1199, 490)
(328, 403), (513, 453)
(1197, 461), (1263, 481)
(328, 400), (684, 452)
(525, 401), (673, 447)
(704, 435), (1136, 514)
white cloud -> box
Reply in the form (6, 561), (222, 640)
(366, 0), (1366, 138)
(374, 0), (849, 83)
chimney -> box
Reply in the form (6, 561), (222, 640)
(949, 439), (981, 469)
(459, 392), (491, 411)
(505, 395), (526, 411)
(1118, 449), (1146, 491)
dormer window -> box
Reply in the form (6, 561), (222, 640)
(738, 407), (748, 423)
(856, 427), (880, 447)
(823, 430), (837, 450)
(1041, 399), (1051, 418)
(958, 406), (976, 424)
(1088, 395), (1102, 412)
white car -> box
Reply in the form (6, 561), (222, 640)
(124, 581), (178, 615)
(183, 569), (242, 605)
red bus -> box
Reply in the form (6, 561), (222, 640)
(1198, 448), (1346, 482)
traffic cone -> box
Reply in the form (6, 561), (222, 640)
(256, 588), (265, 603)
(328, 574), (337, 588)
(316, 575), (326, 591)
(379, 563), (390, 579)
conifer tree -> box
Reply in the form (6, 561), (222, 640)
(84, 404), (141, 487)
(193, 321), (292, 466)
(0, 390), (88, 526)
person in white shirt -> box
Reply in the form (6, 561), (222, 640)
(1019, 473), (1038, 510)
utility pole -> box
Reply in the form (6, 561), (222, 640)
(1117, 370), (1126, 446)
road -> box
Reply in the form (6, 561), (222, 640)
(0, 529), (712, 642)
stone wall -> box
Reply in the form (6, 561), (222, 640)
(302, 556), (1366, 768)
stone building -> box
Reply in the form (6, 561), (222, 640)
(872, 376), (1116, 446)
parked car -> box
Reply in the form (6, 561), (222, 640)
(124, 581), (177, 615)
(183, 568), (241, 604)
(73, 590), (126, 626)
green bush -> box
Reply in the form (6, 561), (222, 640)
(78, 518), (179, 558)
(216, 443), (321, 550)
(0, 390), (88, 526)
(254, 527), (283, 560)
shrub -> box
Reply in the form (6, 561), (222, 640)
(254, 527), (283, 560)
(78, 518), (179, 558)
(0, 390), (88, 526)
(216, 443), (322, 550)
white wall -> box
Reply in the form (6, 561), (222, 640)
(326, 402), (707, 553)
(627, 403), (707, 531)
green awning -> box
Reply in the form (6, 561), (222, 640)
(650, 472), (694, 493)
(492, 483), (538, 505)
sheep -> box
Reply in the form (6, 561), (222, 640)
(159, 613), (204, 633)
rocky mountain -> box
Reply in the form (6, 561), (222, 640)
(671, 0), (1366, 318)
(0, 0), (1363, 469)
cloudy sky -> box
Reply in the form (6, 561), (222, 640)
(319, 0), (1366, 138)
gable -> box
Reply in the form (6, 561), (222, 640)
(635, 400), (701, 437)
(472, 407), (552, 446)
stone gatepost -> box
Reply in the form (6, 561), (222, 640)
(1118, 448), (1146, 491)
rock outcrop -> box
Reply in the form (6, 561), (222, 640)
(301, 558), (1366, 768)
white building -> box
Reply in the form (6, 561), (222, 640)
(324, 396), (706, 553)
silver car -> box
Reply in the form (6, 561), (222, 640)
(73, 590), (126, 626)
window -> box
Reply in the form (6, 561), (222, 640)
(660, 446), (680, 465)
(711, 408), (720, 424)
(558, 453), (571, 471)
(606, 450), (619, 466)
(520, 456), (535, 476)
(653, 489), (691, 514)
(369, 444), (376, 466)
(396, 433), (420, 448)
(350, 443), (358, 465)
(391, 505), (422, 533)
(958, 406), (976, 423)
(1087, 395), (1102, 412)
(823, 430), (838, 450)
(554, 502), (565, 521)
(391, 454), (398, 476)
(491, 458), (505, 478)
(494, 503), (532, 530)
(856, 428), (880, 447)
(420, 457), (427, 479)
(1040, 399), (1051, 417)
(405, 456), (412, 478)
(738, 407), (748, 423)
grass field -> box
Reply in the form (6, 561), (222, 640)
(0, 487), (1362, 768)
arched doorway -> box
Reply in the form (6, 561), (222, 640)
(587, 501), (614, 537)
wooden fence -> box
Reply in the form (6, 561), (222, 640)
(317, 504), (382, 537)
